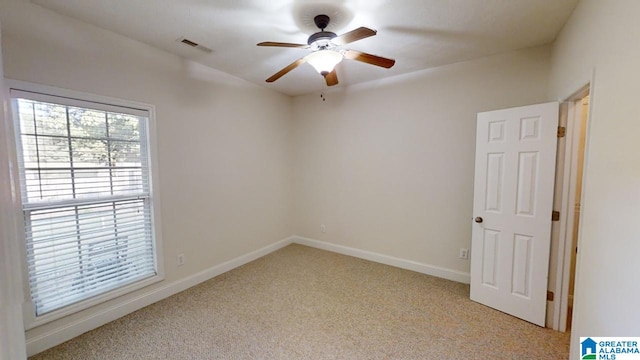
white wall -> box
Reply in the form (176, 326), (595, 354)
(0, 22), (28, 360)
(548, 0), (640, 357)
(0, 0), (293, 354)
(292, 46), (551, 277)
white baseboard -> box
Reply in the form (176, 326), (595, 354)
(26, 236), (295, 356)
(27, 235), (470, 356)
(292, 236), (471, 284)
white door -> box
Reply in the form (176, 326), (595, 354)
(470, 102), (559, 327)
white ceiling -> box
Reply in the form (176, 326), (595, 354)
(30, 0), (579, 97)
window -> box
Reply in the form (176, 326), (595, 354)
(10, 85), (161, 322)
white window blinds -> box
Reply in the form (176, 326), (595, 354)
(11, 90), (158, 316)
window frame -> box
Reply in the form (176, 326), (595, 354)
(6, 80), (164, 329)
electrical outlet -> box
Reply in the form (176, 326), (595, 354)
(459, 248), (469, 260)
(320, 224), (326, 233)
(177, 253), (185, 266)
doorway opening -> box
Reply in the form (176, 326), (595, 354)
(551, 85), (590, 332)
(565, 93), (589, 330)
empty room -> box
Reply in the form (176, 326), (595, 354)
(1, 0), (639, 359)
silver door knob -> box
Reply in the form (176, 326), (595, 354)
(475, 217), (483, 223)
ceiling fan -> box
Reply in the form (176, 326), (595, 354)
(257, 14), (396, 86)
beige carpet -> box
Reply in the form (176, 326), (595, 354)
(30, 244), (570, 359)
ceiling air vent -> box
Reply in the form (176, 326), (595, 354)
(177, 37), (213, 53)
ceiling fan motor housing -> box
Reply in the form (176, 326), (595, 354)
(307, 31), (337, 45)
(308, 14), (337, 46)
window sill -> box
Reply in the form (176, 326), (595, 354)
(24, 273), (163, 330)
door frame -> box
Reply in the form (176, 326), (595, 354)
(550, 83), (591, 331)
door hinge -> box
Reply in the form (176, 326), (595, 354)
(557, 126), (566, 138)
(552, 211), (560, 221)
(547, 291), (554, 301)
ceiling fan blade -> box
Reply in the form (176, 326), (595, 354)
(343, 49), (396, 69)
(325, 69), (339, 86)
(266, 58), (306, 83)
(257, 41), (309, 48)
(332, 27), (377, 46)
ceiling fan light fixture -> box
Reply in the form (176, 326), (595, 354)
(305, 50), (343, 75)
